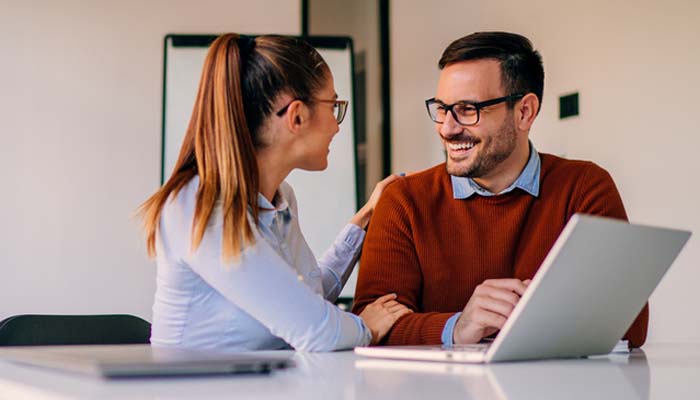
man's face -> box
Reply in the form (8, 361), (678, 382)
(434, 59), (518, 179)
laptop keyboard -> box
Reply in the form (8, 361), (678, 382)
(447, 344), (490, 352)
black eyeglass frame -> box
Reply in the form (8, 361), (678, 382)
(275, 98), (349, 124)
(425, 93), (526, 126)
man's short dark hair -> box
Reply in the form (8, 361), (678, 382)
(439, 31), (544, 112)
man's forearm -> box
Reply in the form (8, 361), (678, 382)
(379, 312), (455, 345)
(623, 303), (649, 348)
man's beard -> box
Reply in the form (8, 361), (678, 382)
(446, 118), (517, 178)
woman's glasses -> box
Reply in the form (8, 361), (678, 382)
(276, 98), (349, 124)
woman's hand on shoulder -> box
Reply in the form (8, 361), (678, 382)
(350, 174), (403, 229)
(359, 293), (413, 345)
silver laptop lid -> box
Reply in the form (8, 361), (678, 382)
(487, 214), (690, 362)
(0, 344), (292, 378)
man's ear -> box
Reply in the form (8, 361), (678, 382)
(284, 100), (310, 133)
(516, 93), (539, 131)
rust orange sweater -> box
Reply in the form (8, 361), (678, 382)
(352, 153), (648, 348)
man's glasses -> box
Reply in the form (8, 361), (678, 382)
(276, 98), (349, 124)
(425, 93), (525, 126)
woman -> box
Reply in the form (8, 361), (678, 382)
(139, 33), (410, 351)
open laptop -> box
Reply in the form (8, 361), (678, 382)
(0, 344), (292, 378)
(355, 214), (690, 363)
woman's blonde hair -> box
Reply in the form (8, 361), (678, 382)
(139, 34), (328, 261)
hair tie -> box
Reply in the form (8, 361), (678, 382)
(237, 35), (256, 61)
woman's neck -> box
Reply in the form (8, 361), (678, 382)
(256, 148), (293, 203)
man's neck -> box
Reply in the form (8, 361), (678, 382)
(472, 141), (531, 194)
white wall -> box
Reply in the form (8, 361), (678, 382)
(308, 0), (382, 297)
(309, 0), (383, 198)
(391, 0), (700, 343)
(0, 0), (300, 321)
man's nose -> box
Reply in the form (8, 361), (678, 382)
(438, 110), (463, 139)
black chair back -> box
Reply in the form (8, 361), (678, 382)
(0, 314), (151, 346)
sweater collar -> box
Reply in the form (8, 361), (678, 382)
(451, 141), (541, 199)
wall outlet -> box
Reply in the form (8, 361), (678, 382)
(559, 92), (579, 119)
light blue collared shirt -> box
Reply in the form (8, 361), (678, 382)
(441, 143), (541, 345)
(151, 177), (371, 352)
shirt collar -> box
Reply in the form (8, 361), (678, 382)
(451, 141), (541, 199)
(256, 191), (292, 229)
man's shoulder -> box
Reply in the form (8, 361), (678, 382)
(403, 163), (448, 184)
(384, 163), (449, 200)
(539, 153), (610, 181)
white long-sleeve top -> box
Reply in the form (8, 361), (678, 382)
(150, 177), (370, 351)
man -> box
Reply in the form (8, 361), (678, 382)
(352, 31), (647, 347)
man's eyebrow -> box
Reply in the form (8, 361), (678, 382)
(435, 98), (479, 105)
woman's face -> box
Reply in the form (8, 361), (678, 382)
(297, 73), (341, 171)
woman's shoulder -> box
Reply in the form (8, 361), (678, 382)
(155, 176), (200, 261)
(163, 176), (199, 217)
(159, 176), (204, 240)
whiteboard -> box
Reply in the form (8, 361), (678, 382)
(162, 35), (359, 298)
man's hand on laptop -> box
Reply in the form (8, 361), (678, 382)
(453, 279), (531, 345)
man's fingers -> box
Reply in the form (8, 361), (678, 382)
(474, 296), (515, 318)
(482, 279), (529, 296)
(477, 286), (521, 306)
(472, 309), (507, 330)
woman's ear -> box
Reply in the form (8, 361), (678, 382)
(284, 100), (310, 134)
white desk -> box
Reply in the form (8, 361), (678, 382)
(0, 343), (698, 399)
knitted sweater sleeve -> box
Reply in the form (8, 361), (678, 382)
(573, 163), (649, 348)
(352, 180), (453, 345)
